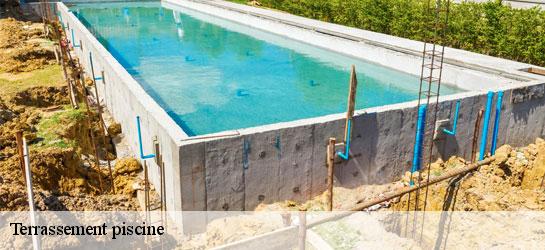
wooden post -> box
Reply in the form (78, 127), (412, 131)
(326, 138), (336, 211)
(344, 65), (358, 140)
(15, 131), (26, 184)
(298, 211), (307, 250)
(23, 138), (41, 250)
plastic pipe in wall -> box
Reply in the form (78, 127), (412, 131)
(411, 104), (427, 173)
(137, 116), (155, 160)
(490, 91), (504, 155)
(479, 91), (494, 161)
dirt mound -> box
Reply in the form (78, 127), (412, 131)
(0, 18), (55, 73)
(0, 98), (15, 125)
(11, 86), (69, 107)
(0, 107), (39, 153)
(395, 139), (545, 211)
(113, 158), (142, 196)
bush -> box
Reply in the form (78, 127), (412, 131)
(237, 0), (545, 67)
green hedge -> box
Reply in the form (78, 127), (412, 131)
(233, 0), (545, 67)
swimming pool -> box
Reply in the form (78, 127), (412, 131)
(70, 1), (462, 136)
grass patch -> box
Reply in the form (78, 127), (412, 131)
(35, 105), (85, 149)
(0, 64), (64, 99)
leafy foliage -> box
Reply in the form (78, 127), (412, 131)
(237, 0), (545, 66)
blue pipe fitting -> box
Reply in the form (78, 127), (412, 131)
(137, 116), (155, 160)
(411, 104), (427, 173)
(71, 29), (80, 48)
(479, 91), (494, 160)
(442, 100), (461, 135)
(337, 119), (352, 160)
(89, 52), (102, 81)
(490, 91), (504, 155)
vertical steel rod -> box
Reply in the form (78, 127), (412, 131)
(326, 138), (336, 211)
(471, 110), (485, 163)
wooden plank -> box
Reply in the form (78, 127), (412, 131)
(528, 67), (545, 76)
(344, 65), (358, 139)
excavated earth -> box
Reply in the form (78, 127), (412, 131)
(0, 17), (141, 211)
(394, 140), (545, 211)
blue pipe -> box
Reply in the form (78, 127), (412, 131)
(442, 100), (461, 135)
(411, 105), (427, 173)
(490, 91), (504, 155)
(479, 92), (494, 160)
(71, 29), (80, 48)
(137, 116), (155, 160)
(337, 119), (352, 160)
(88, 52), (103, 81)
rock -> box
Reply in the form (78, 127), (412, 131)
(114, 158), (141, 175)
(521, 144), (545, 189)
(493, 145), (512, 164)
(107, 122), (122, 137)
(536, 138), (545, 146)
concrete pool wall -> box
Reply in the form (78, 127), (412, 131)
(56, 0), (545, 232)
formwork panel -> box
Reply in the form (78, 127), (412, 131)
(204, 136), (245, 211)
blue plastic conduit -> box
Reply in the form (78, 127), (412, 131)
(411, 105), (427, 174)
(490, 91), (504, 155)
(136, 116), (155, 160)
(337, 119), (352, 160)
(71, 29), (80, 48)
(442, 100), (461, 135)
(479, 92), (494, 160)
(88, 52), (103, 81)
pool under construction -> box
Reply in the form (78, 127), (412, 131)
(55, 0), (545, 234)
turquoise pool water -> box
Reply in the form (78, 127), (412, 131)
(71, 2), (462, 136)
